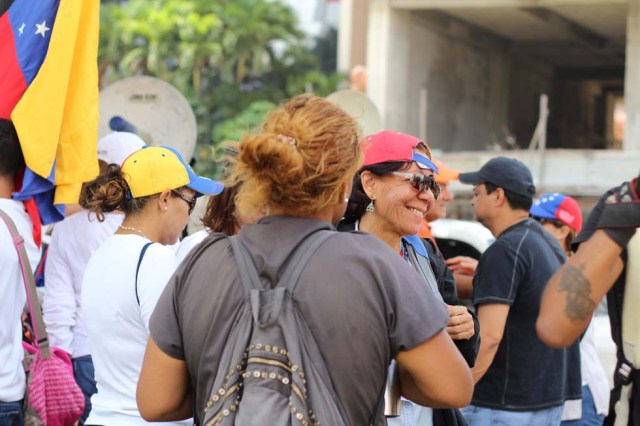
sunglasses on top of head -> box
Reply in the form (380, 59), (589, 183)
(171, 189), (197, 215)
(392, 172), (440, 199)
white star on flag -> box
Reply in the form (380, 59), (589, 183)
(18, 23), (26, 35)
(35, 21), (50, 38)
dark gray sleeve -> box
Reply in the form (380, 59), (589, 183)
(367, 240), (449, 356)
(149, 233), (228, 360)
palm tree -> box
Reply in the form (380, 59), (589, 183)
(98, 0), (343, 177)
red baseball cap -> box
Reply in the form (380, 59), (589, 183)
(360, 131), (439, 172)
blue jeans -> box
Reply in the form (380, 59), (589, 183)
(0, 400), (23, 426)
(461, 404), (563, 426)
(561, 385), (605, 426)
(73, 355), (97, 426)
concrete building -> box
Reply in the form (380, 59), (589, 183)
(338, 0), (640, 196)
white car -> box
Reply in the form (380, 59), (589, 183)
(430, 218), (494, 261)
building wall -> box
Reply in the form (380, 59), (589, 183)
(393, 13), (559, 152)
(550, 80), (604, 149)
(364, 1), (632, 153)
(506, 59), (555, 149)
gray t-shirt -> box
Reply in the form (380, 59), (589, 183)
(150, 215), (448, 425)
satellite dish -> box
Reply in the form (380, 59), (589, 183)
(99, 76), (197, 162)
(326, 90), (382, 137)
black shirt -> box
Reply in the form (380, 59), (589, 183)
(472, 218), (582, 410)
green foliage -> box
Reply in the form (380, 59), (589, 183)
(213, 100), (276, 143)
(287, 71), (347, 98)
(98, 0), (346, 178)
(195, 100), (276, 178)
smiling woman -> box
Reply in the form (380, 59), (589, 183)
(338, 130), (479, 426)
(340, 131), (440, 249)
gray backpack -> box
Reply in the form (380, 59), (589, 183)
(202, 230), (354, 426)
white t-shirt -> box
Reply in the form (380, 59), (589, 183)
(82, 234), (187, 425)
(174, 229), (208, 264)
(0, 199), (39, 402)
(561, 320), (611, 420)
(43, 211), (123, 357)
(581, 320), (610, 415)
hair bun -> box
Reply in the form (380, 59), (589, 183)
(229, 95), (362, 218)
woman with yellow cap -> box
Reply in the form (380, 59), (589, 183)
(79, 146), (222, 425)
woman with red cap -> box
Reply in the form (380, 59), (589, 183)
(339, 130), (478, 426)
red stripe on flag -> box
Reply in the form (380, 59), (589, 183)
(14, 167), (42, 248)
(0, 13), (28, 119)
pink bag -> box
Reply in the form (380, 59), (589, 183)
(23, 343), (85, 426)
(0, 210), (85, 426)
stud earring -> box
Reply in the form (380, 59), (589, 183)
(164, 207), (168, 211)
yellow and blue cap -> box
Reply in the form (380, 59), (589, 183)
(121, 146), (223, 198)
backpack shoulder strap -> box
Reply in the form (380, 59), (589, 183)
(623, 233), (640, 366)
(278, 230), (333, 294)
(405, 241), (443, 301)
(229, 235), (261, 294)
(229, 230), (334, 295)
(135, 242), (154, 306)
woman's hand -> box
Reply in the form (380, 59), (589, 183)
(445, 256), (478, 276)
(446, 304), (475, 340)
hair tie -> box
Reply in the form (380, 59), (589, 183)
(276, 134), (297, 147)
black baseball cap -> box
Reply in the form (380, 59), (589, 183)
(459, 157), (536, 198)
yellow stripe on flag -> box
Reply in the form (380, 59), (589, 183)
(11, 0), (100, 205)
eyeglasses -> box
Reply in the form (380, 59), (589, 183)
(171, 190), (197, 215)
(392, 172), (440, 199)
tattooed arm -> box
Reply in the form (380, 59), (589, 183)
(536, 230), (624, 348)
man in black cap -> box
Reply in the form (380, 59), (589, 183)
(457, 157), (581, 425)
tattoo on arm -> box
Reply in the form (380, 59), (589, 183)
(557, 264), (596, 324)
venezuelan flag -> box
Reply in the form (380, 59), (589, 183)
(0, 0), (100, 225)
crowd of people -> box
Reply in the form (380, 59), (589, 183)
(0, 92), (638, 426)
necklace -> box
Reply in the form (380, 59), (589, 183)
(119, 225), (150, 240)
